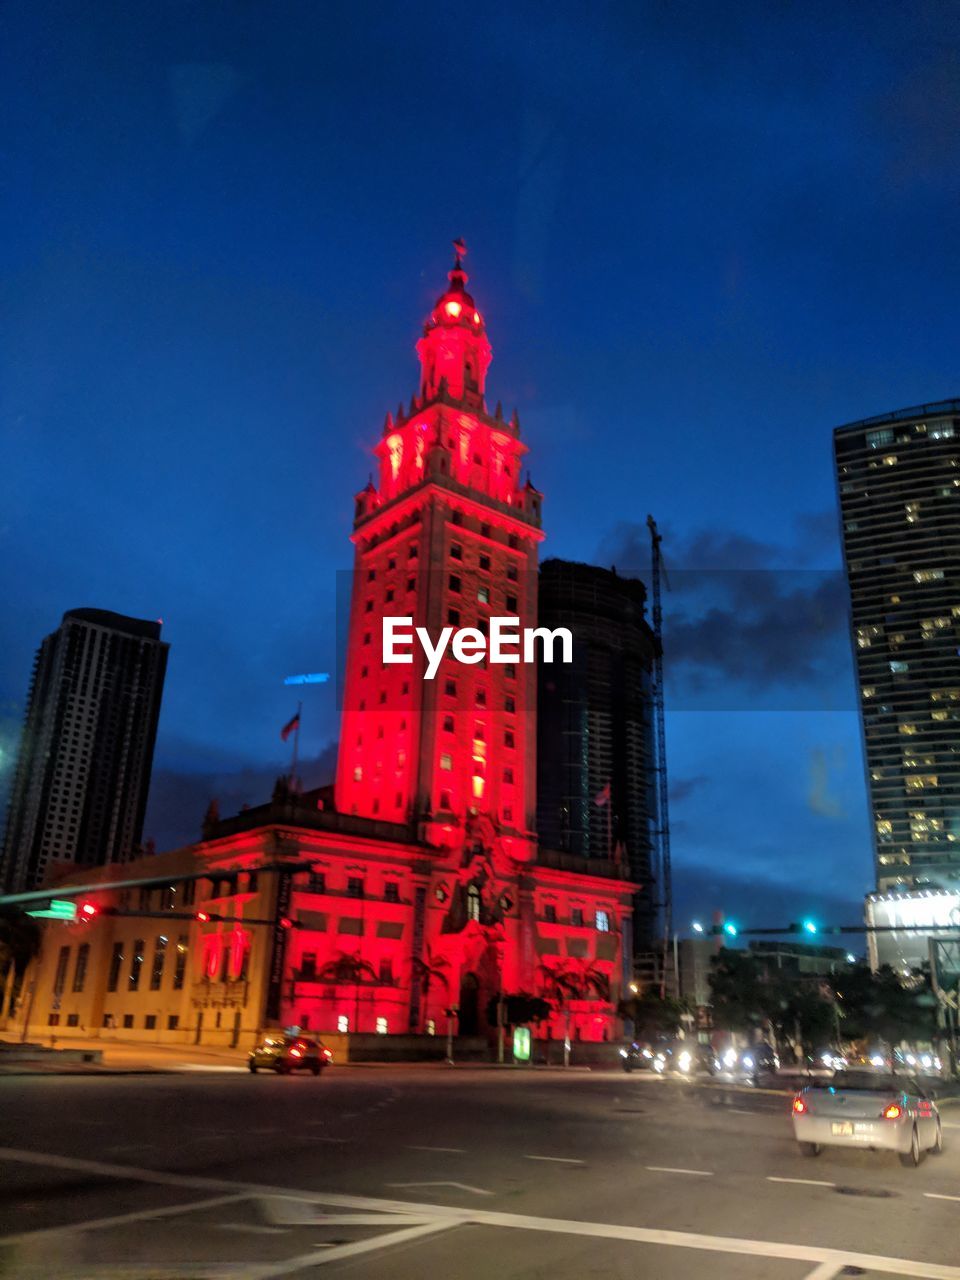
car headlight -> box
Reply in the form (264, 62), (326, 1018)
(619, 1048), (628, 1058)
(742, 1055), (754, 1070)
(906, 1053), (917, 1067)
(723, 1048), (737, 1068)
(678, 1051), (692, 1072)
(642, 1048), (653, 1059)
(870, 1054), (884, 1067)
(653, 1056), (666, 1073)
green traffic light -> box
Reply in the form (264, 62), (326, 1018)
(723, 921), (738, 937)
(802, 919), (818, 935)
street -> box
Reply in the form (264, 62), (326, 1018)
(1, 1068), (959, 1278)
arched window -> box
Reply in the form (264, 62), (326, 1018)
(467, 884), (481, 922)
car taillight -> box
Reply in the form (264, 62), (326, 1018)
(793, 1096), (807, 1114)
(322, 1048), (333, 1060)
(882, 1103), (901, 1119)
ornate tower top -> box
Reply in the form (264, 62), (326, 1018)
(417, 239), (492, 407)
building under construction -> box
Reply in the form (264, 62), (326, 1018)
(536, 558), (660, 953)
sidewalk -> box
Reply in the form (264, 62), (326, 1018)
(0, 1034), (250, 1074)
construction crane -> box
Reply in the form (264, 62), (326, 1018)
(646, 514), (673, 995)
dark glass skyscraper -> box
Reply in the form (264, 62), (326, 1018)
(1, 608), (168, 893)
(536, 559), (658, 949)
(835, 400), (960, 893)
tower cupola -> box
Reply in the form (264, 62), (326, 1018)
(416, 239), (492, 408)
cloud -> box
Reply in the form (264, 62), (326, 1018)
(594, 518), (853, 708)
(143, 741), (338, 852)
(670, 774), (709, 805)
(808, 746), (847, 820)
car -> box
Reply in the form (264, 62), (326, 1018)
(620, 1042), (658, 1072)
(740, 1043), (779, 1076)
(248, 1033), (333, 1075)
(792, 1069), (943, 1167)
(667, 1043), (719, 1076)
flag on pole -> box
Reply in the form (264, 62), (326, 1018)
(280, 711), (301, 742)
(594, 781), (611, 807)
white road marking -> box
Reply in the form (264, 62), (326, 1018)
(646, 1165), (713, 1177)
(940, 1121), (960, 1130)
(803, 1263), (841, 1280)
(175, 1064), (248, 1073)
(387, 1180), (494, 1196)
(260, 1196), (437, 1227)
(768, 1176), (835, 1188)
(0, 1193), (249, 1246)
(238, 1220), (457, 1277)
(1, 1147), (959, 1278)
(524, 1155), (585, 1164)
(728, 1109), (755, 1116)
(925, 1192), (960, 1203)
(407, 1152), (468, 1162)
(217, 1222), (289, 1235)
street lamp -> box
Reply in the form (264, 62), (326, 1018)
(691, 921), (704, 934)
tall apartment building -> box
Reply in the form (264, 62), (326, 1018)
(835, 399), (960, 893)
(1, 608), (168, 893)
(536, 559), (658, 949)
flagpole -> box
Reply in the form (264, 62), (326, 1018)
(290, 701), (301, 789)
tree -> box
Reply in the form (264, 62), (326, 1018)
(708, 949), (779, 1035)
(411, 947), (451, 1031)
(831, 964), (937, 1049)
(618, 991), (691, 1040)
(486, 992), (551, 1028)
(314, 951), (379, 984)
(0, 907), (42, 1018)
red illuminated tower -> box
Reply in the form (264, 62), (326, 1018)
(335, 243), (544, 862)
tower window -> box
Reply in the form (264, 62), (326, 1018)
(444, 679), (457, 697)
(449, 574), (461, 593)
(478, 587), (490, 604)
(505, 697), (515, 713)
(443, 715), (455, 732)
(508, 534), (519, 549)
(440, 791), (452, 809)
(440, 753), (453, 771)
(407, 577), (416, 591)
(451, 511), (463, 526)
(367, 569), (376, 582)
(481, 523), (491, 538)
(507, 565), (518, 581)
(448, 609), (460, 625)
(476, 689), (487, 707)
(385, 588), (394, 603)
(506, 595), (517, 611)
(408, 543), (418, 558)
(595, 910), (610, 932)
(451, 543), (463, 560)
(503, 768), (514, 784)
(365, 600), (373, 612)
(504, 730), (515, 748)
(479, 554), (490, 571)
(467, 884), (481, 922)
(388, 557), (396, 570)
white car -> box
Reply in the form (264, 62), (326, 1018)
(792, 1069), (943, 1168)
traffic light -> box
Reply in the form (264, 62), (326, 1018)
(196, 910), (210, 923)
(802, 918), (818, 935)
(78, 901), (98, 922)
(723, 921), (738, 937)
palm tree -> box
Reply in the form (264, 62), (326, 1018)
(411, 947), (451, 1033)
(0, 908), (41, 1020)
(315, 951), (379, 985)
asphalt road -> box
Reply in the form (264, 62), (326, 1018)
(1, 1067), (959, 1279)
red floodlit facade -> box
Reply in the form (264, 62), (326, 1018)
(13, 249), (635, 1054)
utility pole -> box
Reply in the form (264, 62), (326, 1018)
(647, 515), (673, 996)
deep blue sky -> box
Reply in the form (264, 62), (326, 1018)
(2, 1), (958, 938)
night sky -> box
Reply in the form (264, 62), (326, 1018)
(2, 2), (958, 938)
